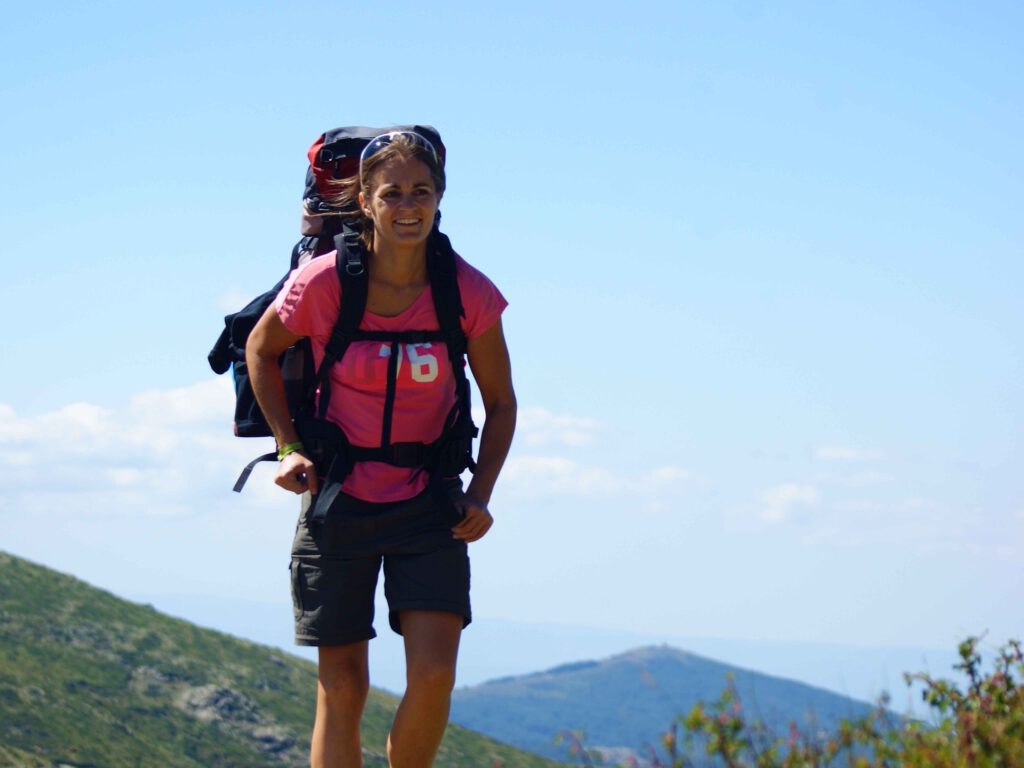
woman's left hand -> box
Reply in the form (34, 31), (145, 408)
(451, 493), (493, 543)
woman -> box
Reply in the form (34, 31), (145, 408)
(246, 130), (516, 768)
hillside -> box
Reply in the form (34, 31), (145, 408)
(0, 551), (561, 768)
(450, 645), (879, 762)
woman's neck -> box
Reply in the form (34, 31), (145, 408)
(369, 241), (429, 286)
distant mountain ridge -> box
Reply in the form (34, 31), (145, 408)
(133, 593), (960, 703)
(0, 551), (559, 768)
(451, 644), (880, 762)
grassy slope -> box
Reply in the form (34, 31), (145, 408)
(0, 551), (560, 768)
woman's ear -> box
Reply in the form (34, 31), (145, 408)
(358, 191), (372, 218)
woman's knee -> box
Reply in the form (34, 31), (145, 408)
(406, 657), (457, 695)
(318, 644), (370, 705)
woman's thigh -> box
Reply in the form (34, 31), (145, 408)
(398, 610), (464, 683)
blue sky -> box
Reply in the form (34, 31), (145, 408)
(2, 0), (1021, 693)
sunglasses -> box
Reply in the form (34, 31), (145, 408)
(359, 131), (440, 174)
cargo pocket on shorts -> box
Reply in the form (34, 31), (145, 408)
(289, 560), (303, 620)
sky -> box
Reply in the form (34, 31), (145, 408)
(1, 0), (1021, 697)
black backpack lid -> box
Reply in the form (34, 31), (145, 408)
(303, 125), (445, 214)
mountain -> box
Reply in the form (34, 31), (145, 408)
(0, 551), (560, 768)
(450, 645), (880, 762)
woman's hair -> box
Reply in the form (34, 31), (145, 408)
(318, 132), (446, 250)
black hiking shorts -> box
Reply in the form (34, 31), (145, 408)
(289, 484), (471, 646)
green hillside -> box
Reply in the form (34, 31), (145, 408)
(451, 645), (879, 762)
(0, 551), (561, 768)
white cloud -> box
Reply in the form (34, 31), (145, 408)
(648, 466), (690, 484)
(828, 470), (891, 487)
(515, 406), (603, 448)
(0, 389), (691, 522)
(499, 455), (691, 502)
(501, 455), (624, 497)
(493, 406), (692, 500)
(0, 379), (272, 518)
(815, 445), (883, 462)
(830, 497), (927, 515)
(759, 483), (819, 524)
(130, 379), (233, 426)
(109, 468), (143, 487)
(809, 497), (964, 551)
(216, 288), (255, 314)
(494, 408), (697, 500)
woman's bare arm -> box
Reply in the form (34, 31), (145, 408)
(246, 304), (318, 494)
(452, 318), (516, 542)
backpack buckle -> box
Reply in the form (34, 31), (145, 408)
(345, 255), (365, 275)
(342, 233), (365, 275)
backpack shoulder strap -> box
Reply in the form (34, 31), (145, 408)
(426, 230), (474, 420)
(426, 229), (466, 352)
(313, 221), (368, 420)
(333, 221), (369, 336)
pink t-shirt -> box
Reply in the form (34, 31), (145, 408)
(276, 252), (507, 502)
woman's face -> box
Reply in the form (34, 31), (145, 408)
(360, 155), (441, 252)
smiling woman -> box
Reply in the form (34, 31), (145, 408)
(245, 128), (517, 768)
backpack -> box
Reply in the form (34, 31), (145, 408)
(207, 126), (477, 517)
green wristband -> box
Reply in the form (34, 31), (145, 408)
(277, 441), (305, 461)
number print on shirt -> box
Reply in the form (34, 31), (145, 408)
(406, 343), (439, 382)
(378, 343), (439, 383)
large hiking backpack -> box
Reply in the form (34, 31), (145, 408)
(207, 126), (477, 515)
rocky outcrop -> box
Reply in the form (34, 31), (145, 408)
(178, 684), (261, 724)
(174, 684), (302, 760)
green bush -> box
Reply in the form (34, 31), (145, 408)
(564, 637), (1023, 768)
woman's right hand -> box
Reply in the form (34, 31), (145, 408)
(275, 452), (319, 495)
